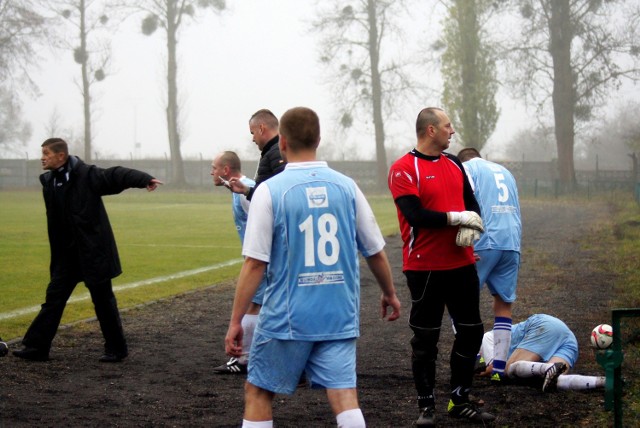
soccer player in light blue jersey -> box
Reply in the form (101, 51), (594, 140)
(458, 147), (522, 384)
(479, 314), (605, 392)
(225, 107), (401, 428)
(211, 151), (266, 375)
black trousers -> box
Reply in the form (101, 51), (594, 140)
(405, 264), (484, 397)
(23, 273), (127, 355)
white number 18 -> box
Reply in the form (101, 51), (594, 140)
(299, 213), (340, 267)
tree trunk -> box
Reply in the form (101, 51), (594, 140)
(548, 0), (576, 192)
(166, 3), (186, 186)
(458, 0), (480, 149)
(80, 0), (92, 162)
(367, 0), (388, 192)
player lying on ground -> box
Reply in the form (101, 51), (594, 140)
(477, 314), (605, 392)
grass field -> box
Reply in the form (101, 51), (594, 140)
(0, 189), (399, 341)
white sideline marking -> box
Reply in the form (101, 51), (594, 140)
(0, 259), (243, 321)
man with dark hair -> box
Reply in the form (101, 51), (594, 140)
(228, 109), (285, 200)
(388, 108), (495, 425)
(225, 107), (401, 427)
(13, 138), (162, 363)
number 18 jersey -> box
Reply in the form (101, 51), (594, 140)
(243, 161), (385, 341)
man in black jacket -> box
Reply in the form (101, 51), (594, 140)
(13, 138), (162, 363)
(228, 109), (285, 200)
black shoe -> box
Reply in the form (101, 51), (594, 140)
(213, 357), (247, 374)
(298, 373), (307, 387)
(13, 346), (49, 361)
(0, 339), (8, 357)
(448, 399), (495, 423)
(99, 351), (128, 363)
(416, 406), (436, 426)
(542, 362), (567, 392)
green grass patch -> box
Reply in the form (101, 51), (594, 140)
(0, 189), (399, 341)
(608, 199), (640, 426)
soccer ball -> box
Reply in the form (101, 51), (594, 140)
(590, 324), (613, 349)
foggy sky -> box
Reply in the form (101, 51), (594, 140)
(19, 0), (636, 164)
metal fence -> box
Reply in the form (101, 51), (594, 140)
(0, 157), (637, 196)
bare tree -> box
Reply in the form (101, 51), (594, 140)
(135, 0), (226, 186)
(0, 0), (49, 82)
(502, 125), (557, 162)
(0, 87), (32, 156)
(616, 101), (640, 181)
(0, 0), (48, 154)
(48, 0), (115, 162)
(313, 0), (416, 192)
(438, 0), (499, 151)
(507, 0), (640, 191)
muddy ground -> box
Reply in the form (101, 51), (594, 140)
(0, 200), (616, 427)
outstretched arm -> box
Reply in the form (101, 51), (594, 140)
(146, 178), (163, 191)
(365, 250), (401, 321)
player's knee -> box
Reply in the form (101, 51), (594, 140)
(411, 328), (440, 361)
(453, 322), (484, 357)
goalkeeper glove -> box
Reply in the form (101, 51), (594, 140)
(456, 226), (482, 247)
(448, 211), (484, 232)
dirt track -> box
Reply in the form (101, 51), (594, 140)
(0, 200), (615, 427)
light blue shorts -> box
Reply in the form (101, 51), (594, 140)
(475, 249), (520, 303)
(512, 314), (578, 367)
(247, 330), (357, 395)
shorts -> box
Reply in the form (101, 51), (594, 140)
(247, 330), (357, 395)
(475, 249), (519, 303)
(512, 314), (578, 367)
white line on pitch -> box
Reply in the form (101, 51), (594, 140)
(0, 259), (243, 321)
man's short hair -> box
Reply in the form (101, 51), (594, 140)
(250, 109), (279, 130)
(279, 107), (320, 152)
(416, 107), (443, 138)
(457, 147), (481, 162)
(220, 151), (242, 172)
(41, 138), (69, 156)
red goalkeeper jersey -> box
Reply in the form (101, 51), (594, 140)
(388, 151), (476, 271)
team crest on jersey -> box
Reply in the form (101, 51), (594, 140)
(306, 186), (329, 208)
(392, 170), (413, 183)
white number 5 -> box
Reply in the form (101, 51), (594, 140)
(494, 173), (509, 203)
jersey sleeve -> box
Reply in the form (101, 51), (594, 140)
(354, 186), (386, 257)
(242, 183), (273, 262)
(388, 160), (419, 200)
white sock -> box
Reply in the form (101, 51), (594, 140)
(239, 314), (258, 365)
(557, 374), (605, 390)
(336, 408), (365, 428)
(242, 420), (273, 428)
(492, 317), (512, 375)
(507, 361), (550, 378)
